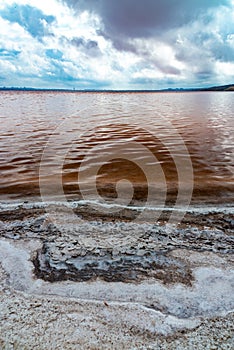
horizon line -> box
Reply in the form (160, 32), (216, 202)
(0, 83), (233, 93)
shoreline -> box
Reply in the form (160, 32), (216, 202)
(0, 198), (233, 348)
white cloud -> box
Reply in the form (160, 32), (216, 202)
(216, 61), (234, 77)
(0, 0), (65, 17)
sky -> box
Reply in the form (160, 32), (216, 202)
(0, 0), (234, 90)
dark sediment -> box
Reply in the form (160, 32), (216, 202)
(0, 202), (233, 285)
(33, 245), (194, 284)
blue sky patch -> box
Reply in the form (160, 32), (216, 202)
(0, 48), (21, 59)
(46, 49), (63, 60)
(0, 4), (55, 39)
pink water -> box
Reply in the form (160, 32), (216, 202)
(0, 91), (233, 203)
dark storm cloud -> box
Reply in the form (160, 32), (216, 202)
(99, 32), (181, 76)
(62, 0), (230, 38)
(70, 37), (99, 50)
(69, 0), (230, 84)
(61, 0), (232, 81)
(60, 36), (101, 56)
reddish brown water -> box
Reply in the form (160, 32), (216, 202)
(0, 91), (233, 203)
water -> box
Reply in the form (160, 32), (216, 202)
(0, 91), (233, 204)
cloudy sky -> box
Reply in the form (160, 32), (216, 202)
(0, 0), (234, 90)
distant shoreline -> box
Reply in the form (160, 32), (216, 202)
(0, 83), (233, 93)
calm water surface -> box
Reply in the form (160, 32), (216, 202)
(0, 91), (233, 203)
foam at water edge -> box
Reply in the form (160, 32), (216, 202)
(0, 199), (233, 214)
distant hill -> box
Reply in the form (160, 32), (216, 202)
(0, 84), (233, 92)
(226, 86), (234, 91)
(161, 84), (234, 92)
(202, 84), (234, 91)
